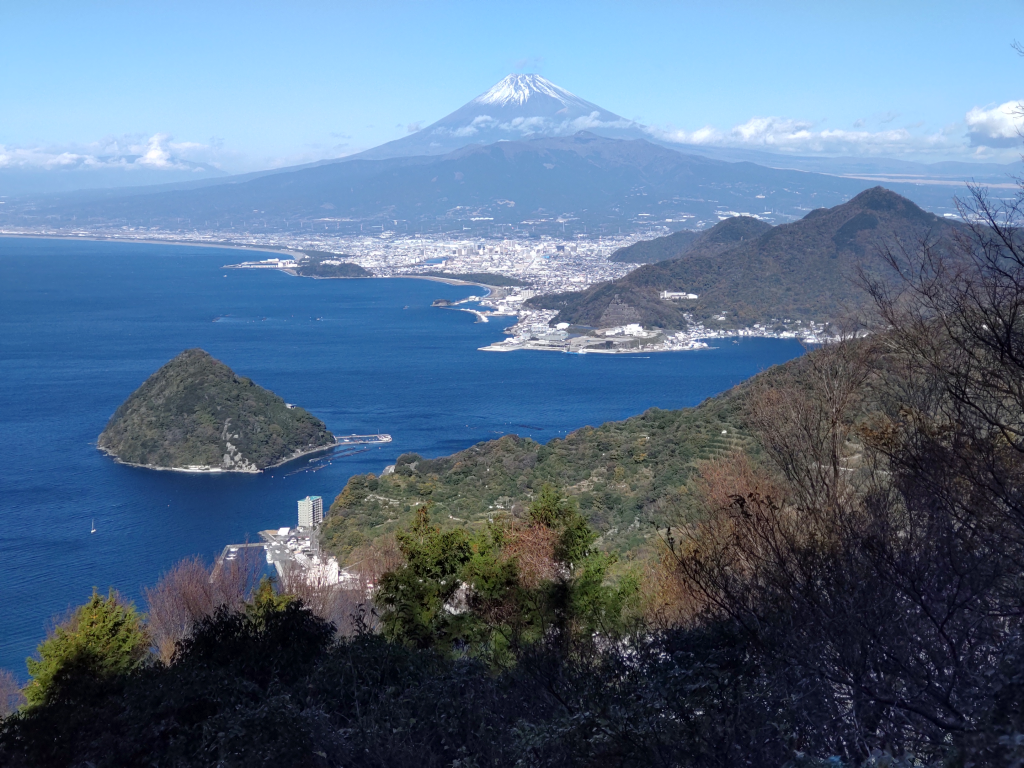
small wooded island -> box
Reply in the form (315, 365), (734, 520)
(98, 349), (335, 472)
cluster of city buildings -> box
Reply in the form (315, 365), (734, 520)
(302, 232), (642, 296)
(479, 315), (841, 355)
(256, 495), (358, 590)
(213, 235), (843, 355)
(8, 218), (845, 349)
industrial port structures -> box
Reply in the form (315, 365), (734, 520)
(213, 434), (392, 590)
(337, 433), (392, 446)
(213, 523), (357, 592)
(283, 433), (393, 477)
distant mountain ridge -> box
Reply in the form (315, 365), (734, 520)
(5, 75), (995, 228)
(16, 133), (883, 233)
(3, 73), (1013, 200)
(98, 349), (335, 472)
(350, 74), (1015, 185)
(530, 187), (950, 328)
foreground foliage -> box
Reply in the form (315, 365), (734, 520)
(23, 589), (149, 710)
(376, 488), (639, 663)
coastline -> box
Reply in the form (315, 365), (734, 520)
(2, 232), (502, 296)
(275, 266), (498, 295)
(8, 232), (825, 353)
(479, 340), (716, 354)
(397, 274), (498, 294)
(97, 438), (342, 475)
(0, 231), (301, 261)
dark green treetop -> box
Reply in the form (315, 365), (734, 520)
(23, 589), (149, 709)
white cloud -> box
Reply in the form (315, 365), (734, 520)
(652, 116), (938, 155)
(649, 107), (1023, 160)
(564, 111), (635, 133)
(0, 133), (226, 172)
(965, 101), (1024, 147)
(433, 111), (637, 140)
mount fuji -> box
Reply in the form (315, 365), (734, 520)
(9, 76), (985, 228)
(351, 73), (1012, 185)
(353, 74), (652, 160)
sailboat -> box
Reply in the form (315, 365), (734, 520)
(91, 519), (96, 534)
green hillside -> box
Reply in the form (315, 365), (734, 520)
(319, 356), (802, 562)
(98, 349), (335, 471)
(294, 253), (370, 278)
(608, 229), (700, 263)
(530, 187), (949, 328)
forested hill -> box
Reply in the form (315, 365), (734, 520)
(294, 254), (370, 278)
(98, 349), (335, 471)
(319, 352), (811, 562)
(609, 215), (771, 264)
(531, 187), (949, 328)
(609, 229), (700, 263)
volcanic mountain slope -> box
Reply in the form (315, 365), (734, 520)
(531, 187), (950, 328)
(353, 74), (650, 160)
(4, 73), (998, 205)
(22, 133), (873, 231)
(98, 349), (335, 471)
(610, 216), (772, 263)
(347, 73), (1014, 188)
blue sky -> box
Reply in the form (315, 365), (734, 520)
(3, 0), (1024, 174)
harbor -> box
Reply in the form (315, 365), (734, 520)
(214, 494), (360, 593)
(336, 433), (392, 445)
(283, 433), (393, 476)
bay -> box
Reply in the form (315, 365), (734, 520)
(0, 236), (803, 675)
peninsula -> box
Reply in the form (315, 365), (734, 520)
(98, 349), (336, 472)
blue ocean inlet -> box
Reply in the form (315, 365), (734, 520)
(0, 237), (803, 674)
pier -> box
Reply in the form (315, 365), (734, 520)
(336, 433), (392, 445)
(209, 542), (266, 582)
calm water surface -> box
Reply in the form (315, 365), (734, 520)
(0, 237), (803, 674)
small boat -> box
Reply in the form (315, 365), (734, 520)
(90, 519), (96, 534)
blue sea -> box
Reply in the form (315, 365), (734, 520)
(0, 237), (803, 675)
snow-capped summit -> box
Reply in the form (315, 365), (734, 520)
(353, 74), (651, 161)
(472, 74), (590, 109)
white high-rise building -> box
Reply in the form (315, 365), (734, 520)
(298, 495), (323, 528)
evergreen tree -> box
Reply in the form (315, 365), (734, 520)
(23, 589), (149, 708)
(376, 489), (639, 661)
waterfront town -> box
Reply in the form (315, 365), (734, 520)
(201, 228), (645, 294)
(2, 213), (839, 351)
(215, 494), (357, 593)
(220, 233), (840, 351)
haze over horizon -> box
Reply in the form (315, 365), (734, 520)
(4, 0), (1024, 194)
